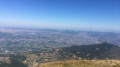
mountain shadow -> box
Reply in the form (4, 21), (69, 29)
(58, 43), (120, 60)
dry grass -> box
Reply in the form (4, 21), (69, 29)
(38, 60), (120, 67)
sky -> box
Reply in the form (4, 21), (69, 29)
(0, 0), (120, 31)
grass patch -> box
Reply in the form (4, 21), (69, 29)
(39, 60), (120, 67)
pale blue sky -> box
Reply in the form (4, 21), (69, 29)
(0, 0), (120, 31)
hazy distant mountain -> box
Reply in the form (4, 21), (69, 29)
(58, 43), (120, 60)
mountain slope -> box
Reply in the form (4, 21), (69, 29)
(58, 43), (120, 59)
(38, 60), (120, 67)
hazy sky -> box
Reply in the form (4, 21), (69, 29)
(0, 0), (120, 31)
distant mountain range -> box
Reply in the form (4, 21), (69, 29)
(58, 43), (120, 60)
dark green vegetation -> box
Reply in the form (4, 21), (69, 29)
(58, 43), (120, 60)
(22, 43), (120, 64)
(0, 55), (27, 67)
